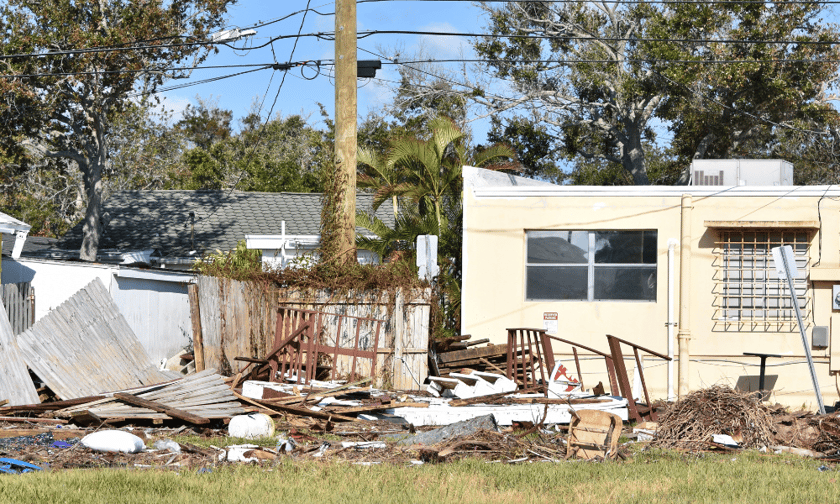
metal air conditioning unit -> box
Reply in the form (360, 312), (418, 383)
(690, 159), (793, 186)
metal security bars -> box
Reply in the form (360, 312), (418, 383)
(713, 230), (811, 332)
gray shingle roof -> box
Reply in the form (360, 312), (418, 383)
(55, 190), (394, 258)
(1, 235), (58, 257)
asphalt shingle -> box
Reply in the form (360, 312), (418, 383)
(56, 190), (395, 259)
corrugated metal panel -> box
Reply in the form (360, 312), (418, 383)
(0, 298), (39, 405)
(110, 276), (192, 363)
(16, 278), (175, 400)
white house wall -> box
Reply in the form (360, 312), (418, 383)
(109, 276), (193, 364)
(2, 258), (114, 320)
(2, 258), (193, 363)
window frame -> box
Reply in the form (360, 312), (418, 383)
(525, 229), (658, 302)
(713, 229), (811, 332)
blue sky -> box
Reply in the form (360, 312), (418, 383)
(159, 1), (488, 139)
(157, 1), (840, 149)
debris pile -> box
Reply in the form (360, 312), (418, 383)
(431, 335), (507, 376)
(653, 386), (776, 451)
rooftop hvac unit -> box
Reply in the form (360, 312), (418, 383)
(690, 159), (793, 186)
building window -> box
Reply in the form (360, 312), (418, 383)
(713, 230), (811, 332)
(525, 230), (657, 301)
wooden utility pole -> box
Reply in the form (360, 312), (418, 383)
(333, 0), (357, 263)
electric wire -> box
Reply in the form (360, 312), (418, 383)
(199, 0), (317, 233)
(3, 29), (840, 63)
(360, 0), (840, 4)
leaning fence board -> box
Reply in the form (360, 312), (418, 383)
(16, 279), (174, 400)
(1, 282), (33, 335)
(0, 298), (39, 406)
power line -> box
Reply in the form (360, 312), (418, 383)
(143, 67), (273, 95)
(0, 7), (333, 61)
(0, 63), (276, 79)
(382, 57), (840, 65)
(226, 0), (315, 196)
(352, 29), (840, 46)
(6, 52), (840, 83)
(4, 30), (838, 64)
(360, 0), (840, 4)
(248, 4), (334, 29)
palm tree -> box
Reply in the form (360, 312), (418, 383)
(357, 147), (402, 221)
(356, 116), (515, 259)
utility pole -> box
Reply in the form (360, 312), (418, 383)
(333, 0), (357, 263)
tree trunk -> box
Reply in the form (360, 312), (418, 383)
(678, 133), (717, 185)
(79, 127), (107, 262)
(79, 162), (103, 262)
(621, 127), (649, 185)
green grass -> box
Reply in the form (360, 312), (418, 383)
(2, 451), (839, 504)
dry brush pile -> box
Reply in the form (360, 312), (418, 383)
(652, 386), (775, 451)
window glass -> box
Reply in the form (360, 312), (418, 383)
(594, 266), (657, 300)
(594, 231), (656, 264)
(715, 229), (810, 331)
(526, 230), (657, 302)
(526, 266), (588, 300)
(527, 231), (588, 264)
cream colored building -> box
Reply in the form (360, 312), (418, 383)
(461, 166), (840, 409)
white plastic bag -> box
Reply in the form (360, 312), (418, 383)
(81, 430), (146, 454)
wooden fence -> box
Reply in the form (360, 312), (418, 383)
(189, 276), (431, 390)
(1, 281), (34, 335)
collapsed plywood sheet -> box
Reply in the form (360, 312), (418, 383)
(0, 300), (39, 406)
(16, 278), (176, 400)
(55, 370), (246, 421)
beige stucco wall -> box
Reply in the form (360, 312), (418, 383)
(462, 185), (840, 409)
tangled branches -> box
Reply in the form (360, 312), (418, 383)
(653, 386), (775, 450)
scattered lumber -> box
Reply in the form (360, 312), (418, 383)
(0, 416), (68, 425)
(0, 396), (106, 415)
(249, 398), (361, 423)
(432, 334), (508, 378)
(326, 402), (429, 415)
(54, 370), (245, 422)
(0, 428), (86, 439)
(114, 393), (210, 425)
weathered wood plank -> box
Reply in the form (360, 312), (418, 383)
(438, 344), (508, 364)
(114, 393), (211, 425)
(188, 283), (206, 372)
(16, 279), (172, 400)
(0, 295), (39, 406)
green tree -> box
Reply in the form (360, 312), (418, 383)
(174, 96), (233, 151)
(485, 115), (564, 184)
(364, 117), (514, 233)
(474, 1), (840, 185)
(0, 0), (233, 259)
(645, 1), (840, 181)
(474, 1), (663, 184)
(357, 118), (513, 335)
(173, 112), (330, 193)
